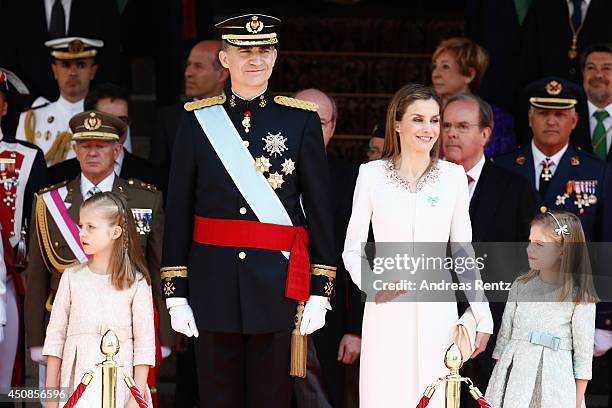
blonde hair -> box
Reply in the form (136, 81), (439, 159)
(432, 37), (489, 92)
(381, 83), (441, 166)
(81, 192), (150, 290)
(519, 211), (598, 304)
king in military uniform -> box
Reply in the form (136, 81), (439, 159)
(24, 111), (171, 395)
(161, 14), (337, 407)
(15, 37), (103, 166)
(495, 77), (606, 241)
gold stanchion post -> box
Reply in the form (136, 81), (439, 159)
(97, 330), (122, 408)
(442, 344), (464, 408)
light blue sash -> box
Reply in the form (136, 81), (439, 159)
(193, 106), (293, 234)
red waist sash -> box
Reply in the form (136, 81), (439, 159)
(193, 216), (310, 301)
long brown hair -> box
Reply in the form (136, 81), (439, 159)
(81, 192), (150, 290)
(382, 83), (441, 167)
(519, 211), (598, 304)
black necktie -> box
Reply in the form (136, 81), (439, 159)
(571, 0), (582, 28)
(49, 0), (66, 39)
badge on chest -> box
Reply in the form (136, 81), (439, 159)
(554, 180), (598, 214)
(253, 131), (295, 191)
(130, 208), (152, 235)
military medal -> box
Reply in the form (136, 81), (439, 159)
(574, 181), (585, 213)
(0, 158), (18, 207)
(555, 194), (567, 206)
(242, 111), (252, 133)
(131, 208), (153, 235)
(588, 180), (598, 205)
(254, 156), (272, 173)
(540, 158), (553, 181)
(262, 132), (288, 157)
(267, 172), (284, 189)
(281, 158), (295, 175)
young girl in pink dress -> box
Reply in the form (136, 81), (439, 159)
(43, 192), (155, 408)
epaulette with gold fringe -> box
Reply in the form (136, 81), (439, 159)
(184, 95), (227, 111)
(274, 96), (318, 112)
(36, 180), (69, 195)
(127, 178), (158, 192)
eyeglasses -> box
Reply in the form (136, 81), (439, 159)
(441, 121), (481, 133)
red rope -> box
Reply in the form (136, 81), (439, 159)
(476, 396), (493, 408)
(415, 395), (431, 408)
(128, 385), (150, 408)
(63, 382), (87, 408)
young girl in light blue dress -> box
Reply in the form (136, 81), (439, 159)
(486, 211), (598, 408)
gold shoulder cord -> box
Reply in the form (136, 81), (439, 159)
(24, 110), (37, 144)
(35, 196), (80, 272)
(45, 131), (73, 165)
(274, 96), (319, 112)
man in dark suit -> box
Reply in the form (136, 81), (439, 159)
(514, 0), (612, 146)
(47, 83), (164, 193)
(570, 43), (612, 162)
(150, 40), (228, 174)
(0, 0), (120, 101)
(294, 88), (364, 407)
(442, 93), (537, 406)
(517, 0), (612, 89)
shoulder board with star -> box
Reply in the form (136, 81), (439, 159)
(274, 96), (319, 112)
(184, 95), (227, 111)
(126, 178), (158, 192)
(37, 180), (69, 195)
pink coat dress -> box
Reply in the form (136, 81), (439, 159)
(43, 264), (155, 407)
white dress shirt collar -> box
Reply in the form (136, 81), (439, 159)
(466, 155), (486, 201)
(567, 0), (591, 23)
(56, 95), (84, 115)
(80, 171), (116, 199)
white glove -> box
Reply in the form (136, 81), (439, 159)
(161, 346), (172, 359)
(30, 346), (47, 365)
(299, 295), (330, 335)
(166, 298), (199, 338)
(0, 325), (4, 343)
